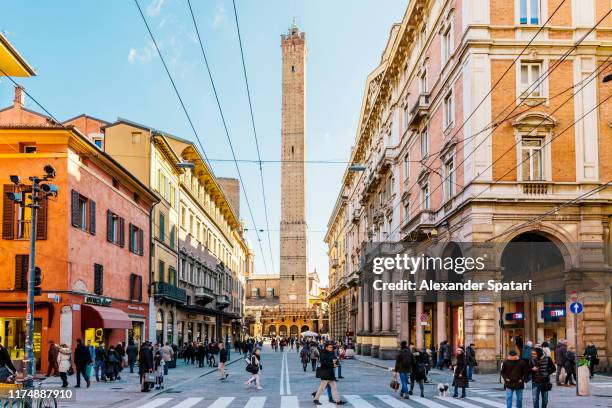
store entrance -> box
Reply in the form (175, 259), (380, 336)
(504, 327), (525, 356)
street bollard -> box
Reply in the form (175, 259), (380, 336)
(578, 365), (590, 396)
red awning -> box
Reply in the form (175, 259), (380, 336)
(81, 304), (133, 330)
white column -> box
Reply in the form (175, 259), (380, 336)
(416, 294), (424, 349)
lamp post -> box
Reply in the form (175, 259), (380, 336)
(6, 166), (58, 387)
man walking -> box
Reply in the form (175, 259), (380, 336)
(554, 340), (567, 386)
(126, 341), (138, 373)
(501, 350), (529, 408)
(74, 339), (91, 388)
(46, 341), (59, 377)
(161, 342), (173, 375)
(466, 343), (477, 382)
(94, 342), (107, 382)
(394, 341), (412, 400)
(530, 347), (555, 408)
(138, 342), (154, 392)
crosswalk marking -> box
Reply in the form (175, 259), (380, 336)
(172, 398), (204, 408)
(244, 396), (266, 408)
(207, 397), (235, 408)
(320, 396), (339, 407)
(280, 395), (299, 408)
(374, 394), (414, 407)
(467, 397), (506, 408)
(411, 396), (451, 408)
(136, 398), (173, 408)
(344, 395), (377, 408)
(591, 383), (612, 388)
(435, 397), (482, 407)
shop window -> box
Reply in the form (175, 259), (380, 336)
(94, 263), (103, 295)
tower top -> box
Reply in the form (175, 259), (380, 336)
(281, 21), (305, 42)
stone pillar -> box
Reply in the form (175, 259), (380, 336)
(436, 296), (447, 345)
(400, 298), (410, 342)
(416, 293), (424, 349)
(361, 284), (372, 356)
(382, 269), (392, 332)
(162, 310), (168, 344)
(372, 282), (382, 358)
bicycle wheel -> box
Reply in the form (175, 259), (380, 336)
(37, 397), (57, 408)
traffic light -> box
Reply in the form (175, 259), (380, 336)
(33, 267), (42, 296)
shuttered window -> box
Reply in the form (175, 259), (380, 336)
(129, 224), (144, 255)
(3, 185), (15, 240)
(94, 263), (103, 295)
(15, 254), (28, 290)
(71, 190), (95, 235)
(130, 273), (142, 301)
(3, 185), (48, 240)
(106, 210), (124, 246)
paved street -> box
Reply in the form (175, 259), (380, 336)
(34, 345), (612, 408)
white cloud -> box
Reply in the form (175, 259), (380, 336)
(128, 41), (157, 64)
(146, 0), (165, 17)
(212, 3), (227, 28)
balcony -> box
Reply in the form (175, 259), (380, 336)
(351, 208), (361, 224)
(16, 219), (31, 240)
(408, 93), (430, 129)
(152, 281), (187, 304)
(522, 182), (550, 195)
(374, 147), (395, 175)
(330, 258), (340, 269)
(216, 294), (230, 310)
(194, 286), (215, 304)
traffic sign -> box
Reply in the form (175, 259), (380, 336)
(569, 302), (583, 314)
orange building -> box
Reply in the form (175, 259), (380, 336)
(0, 124), (157, 373)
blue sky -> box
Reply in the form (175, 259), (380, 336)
(1, 0), (406, 284)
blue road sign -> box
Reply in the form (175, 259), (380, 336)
(569, 302), (583, 314)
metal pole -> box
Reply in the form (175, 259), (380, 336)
(574, 305), (579, 396)
(24, 177), (39, 388)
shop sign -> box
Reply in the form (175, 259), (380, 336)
(127, 305), (144, 311)
(541, 307), (566, 320)
(505, 312), (524, 321)
(84, 295), (112, 307)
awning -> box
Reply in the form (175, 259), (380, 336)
(81, 304), (133, 330)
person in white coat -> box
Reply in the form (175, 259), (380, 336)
(57, 344), (72, 388)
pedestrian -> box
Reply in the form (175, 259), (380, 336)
(57, 344), (72, 388)
(466, 343), (477, 382)
(394, 341), (412, 400)
(300, 344), (310, 372)
(74, 339), (91, 388)
(244, 348), (263, 390)
(105, 345), (121, 381)
(218, 342), (229, 380)
(312, 342), (347, 405)
(161, 342), (173, 375)
(46, 341), (59, 377)
(541, 341), (551, 358)
(584, 341), (598, 378)
(116, 342), (126, 373)
(522, 341), (533, 361)
(554, 340), (567, 385)
(529, 348), (555, 408)
(126, 340), (138, 374)
(441, 340), (452, 369)
(409, 349), (426, 397)
(564, 345), (576, 386)
(153, 346), (164, 390)
(94, 342), (106, 382)
(309, 342), (320, 371)
(138, 342), (154, 392)
(501, 350), (529, 408)
(197, 342), (206, 368)
(452, 347), (469, 398)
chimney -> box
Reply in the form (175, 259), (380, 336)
(13, 85), (24, 108)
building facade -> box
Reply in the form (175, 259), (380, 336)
(327, 0), (612, 370)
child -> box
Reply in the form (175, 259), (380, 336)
(154, 348), (165, 390)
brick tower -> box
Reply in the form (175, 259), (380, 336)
(279, 24), (308, 307)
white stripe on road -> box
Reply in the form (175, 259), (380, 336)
(279, 350), (285, 395)
(243, 396), (267, 408)
(592, 384), (612, 388)
(374, 394), (415, 407)
(320, 396), (339, 407)
(467, 397), (506, 408)
(284, 350), (292, 395)
(207, 397), (235, 408)
(435, 396), (483, 407)
(344, 395), (377, 408)
(135, 399), (173, 408)
(280, 395), (299, 408)
(411, 396), (452, 408)
(172, 398), (203, 408)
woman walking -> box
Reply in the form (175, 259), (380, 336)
(300, 344), (310, 372)
(452, 347), (469, 398)
(245, 348), (263, 390)
(312, 342), (346, 405)
(57, 344), (72, 388)
(309, 343), (320, 372)
(584, 342), (598, 378)
(409, 349), (427, 397)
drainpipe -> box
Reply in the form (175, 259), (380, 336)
(148, 202), (157, 343)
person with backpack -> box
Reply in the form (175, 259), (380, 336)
(244, 348), (263, 390)
(309, 343), (320, 372)
(394, 341), (413, 400)
(530, 347), (555, 408)
(501, 350), (529, 408)
(409, 348), (427, 398)
(300, 344), (310, 372)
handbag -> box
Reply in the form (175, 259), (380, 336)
(390, 373), (400, 390)
(145, 373), (156, 384)
(67, 356), (74, 376)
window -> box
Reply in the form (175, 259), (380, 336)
(420, 131), (428, 159)
(520, 0), (540, 25)
(130, 273), (143, 301)
(421, 183), (430, 210)
(159, 212), (165, 242)
(403, 201), (410, 221)
(181, 206), (186, 226)
(131, 132), (142, 144)
(106, 210), (124, 247)
(444, 92), (454, 129)
(520, 62), (543, 98)
(442, 24), (452, 63)
(445, 157), (455, 200)
(170, 225), (176, 249)
(14, 254), (28, 290)
(93, 138), (103, 149)
(71, 190), (95, 235)
(404, 155), (410, 181)
(159, 260), (165, 283)
(94, 263), (103, 295)
(189, 214), (194, 236)
(129, 223), (144, 255)
(521, 137), (544, 181)
(168, 267), (177, 286)
(419, 69), (428, 93)
(22, 145), (36, 153)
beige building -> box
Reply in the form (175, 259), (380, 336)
(327, 0), (612, 370)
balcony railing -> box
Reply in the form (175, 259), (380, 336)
(194, 286), (215, 304)
(216, 294), (230, 310)
(152, 281), (187, 304)
(16, 219), (31, 239)
(408, 93), (430, 129)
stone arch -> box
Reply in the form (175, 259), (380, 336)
(278, 325), (287, 337)
(267, 325), (276, 336)
(300, 325), (310, 333)
(156, 309), (164, 344)
(289, 325), (299, 337)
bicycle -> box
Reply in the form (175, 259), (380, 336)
(2, 376), (58, 408)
